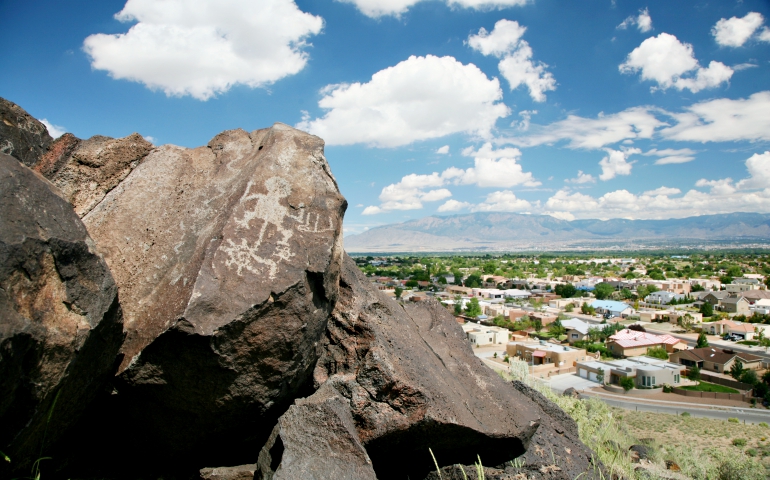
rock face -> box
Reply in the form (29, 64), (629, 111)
(255, 383), (377, 480)
(73, 124), (346, 472)
(0, 100), (603, 479)
(0, 98), (53, 167)
(35, 133), (154, 217)
(0, 154), (123, 476)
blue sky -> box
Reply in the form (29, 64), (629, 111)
(2, 0), (769, 236)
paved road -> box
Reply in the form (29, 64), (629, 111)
(586, 393), (770, 424)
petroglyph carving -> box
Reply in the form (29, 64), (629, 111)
(221, 177), (333, 279)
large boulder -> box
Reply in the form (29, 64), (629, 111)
(74, 124), (346, 473)
(0, 98), (53, 167)
(35, 133), (154, 217)
(310, 255), (600, 479)
(0, 154), (123, 476)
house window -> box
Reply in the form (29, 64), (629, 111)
(714, 366), (719, 372)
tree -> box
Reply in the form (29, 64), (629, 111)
(649, 269), (666, 280)
(700, 302), (714, 317)
(549, 318), (566, 337)
(594, 282), (615, 300)
(691, 283), (705, 292)
(596, 368), (605, 384)
(405, 279), (418, 288)
(565, 303), (574, 313)
(438, 276), (447, 285)
(620, 288), (633, 299)
(465, 297), (482, 318)
(730, 359), (744, 381)
(740, 369), (759, 386)
(687, 365), (701, 384)
(581, 303), (596, 315)
(532, 317), (543, 332)
(696, 332), (709, 348)
(554, 283), (577, 298)
(678, 315), (694, 332)
(464, 274), (482, 288)
(646, 346), (669, 359)
(394, 286), (403, 299)
(587, 327), (602, 343)
(454, 302), (462, 315)
(619, 376), (635, 391)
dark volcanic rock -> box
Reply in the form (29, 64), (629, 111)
(0, 154), (123, 476)
(255, 383), (377, 479)
(76, 124), (346, 473)
(0, 98), (54, 167)
(311, 255), (600, 480)
(35, 133), (153, 217)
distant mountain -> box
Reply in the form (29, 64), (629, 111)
(344, 212), (770, 252)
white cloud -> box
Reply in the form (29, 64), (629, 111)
(505, 107), (663, 149)
(712, 12), (764, 47)
(40, 119), (66, 138)
(297, 55), (509, 147)
(643, 186), (681, 196)
(565, 170), (596, 184)
(363, 143), (538, 213)
(436, 145), (450, 154)
(468, 20), (556, 102)
(83, 0), (323, 100)
(598, 147), (639, 181)
(471, 190), (532, 212)
(661, 91), (770, 143)
(618, 8), (652, 33)
(437, 199), (472, 212)
(733, 63), (759, 71)
(759, 27), (770, 43)
(339, 0), (528, 18)
(508, 91), (770, 149)
(143, 135), (157, 144)
(643, 147), (696, 165)
(619, 33), (733, 93)
(542, 152), (770, 220)
(447, 143), (540, 187)
(515, 110), (536, 130)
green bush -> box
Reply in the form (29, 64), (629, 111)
(728, 417), (740, 423)
(733, 438), (747, 447)
(746, 448), (757, 457)
(619, 377), (635, 391)
(681, 411), (691, 417)
(759, 422), (768, 428)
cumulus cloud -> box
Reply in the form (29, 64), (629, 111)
(599, 147), (639, 180)
(661, 91), (770, 143)
(83, 0), (323, 100)
(507, 91), (770, 149)
(565, 170), (596, 184)
(515, 110), (536, 130)
(760, 27), (770, 43)
(362, 143), (538, 213)
(643, 147), (696, 165)
(143, 135), (157, 144)
(618, 8), (653, 33)
(339, 0), (528, 18)
(471, 190), (532, 212)
(619, 33), (733, 93)
(40, 119), (66, 138)
(543, 152), (770, 220)
(506, 107), (663, 149)
(437, 199), (473, 212)
(468, 19), (556, 102)
(297, 55), (509, 147)
(712, 12), (765, 47)
(436, 145), (450, 154)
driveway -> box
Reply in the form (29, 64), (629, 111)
(547, 372), (600, 393)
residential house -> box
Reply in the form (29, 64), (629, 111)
(508, 342), (592, 368)
(665, 310), (703, 325)
(702, 319), (738, 336)
(743, 290), (770, 302)
(720, 296), (750, 314)
(660, 281), (692, 295)
(561, 318), (591, 344)
(529, 311), (557, 327)
(669, 347), (763, 374)
(462, 323), (510, 346)
(509, 309), (528, 322)
(446, 285), (473, 296)
(645, 291), (685, 305)
(726, 283), (758, 293)
(750, 299), (770, 315)
(577, 356), (685, 387)
(703, 291), (731, 305)
(590, 300), (634, 318)
(607, 329), (688, 357)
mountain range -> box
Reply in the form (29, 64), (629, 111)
(344, 212), (770, 252)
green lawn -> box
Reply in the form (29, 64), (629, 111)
(738, 340), (759, 346)
(681, 381), (740, 394)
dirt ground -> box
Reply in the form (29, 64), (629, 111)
(615, 408), (770, 467)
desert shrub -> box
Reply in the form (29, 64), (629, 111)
(759, 422), (768, 428)
(732, 438), (747, 447)
(746, 448), (757, 457)
(681, 411), (690, 417)
(619, 376), (635, 391)
(662, 384), (673, 393)
(728, 417), (739, 423)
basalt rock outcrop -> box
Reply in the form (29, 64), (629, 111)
(0, 154), (124, 477)
(0, 99), (603, 479)
(0, 98), (53, 167)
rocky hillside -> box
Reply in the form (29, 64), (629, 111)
(345, 212), (770, 252)
(0, 97), (604, 479)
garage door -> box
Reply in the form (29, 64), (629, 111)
(579, 369), (587, 378)
(589, 372), (598, 382)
